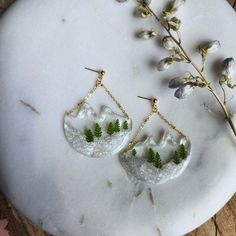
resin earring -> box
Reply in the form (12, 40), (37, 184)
(64, 68), (132, 158)
(120, 96), (191, 184)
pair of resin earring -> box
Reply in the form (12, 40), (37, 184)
(63, 68), (191, 184)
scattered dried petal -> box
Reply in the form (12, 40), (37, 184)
(20, 100), (40, 114)
(175, 84), (194, 99)
(137, 30), (157, 39)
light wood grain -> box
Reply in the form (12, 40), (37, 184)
(0, 1), (235, 235)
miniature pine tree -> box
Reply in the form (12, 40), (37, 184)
(94, 123), (102, 138)
(172, 151), (181, 165)
(107, 122), (114, 136)
(154, 152), (163, 169)
(114, 119), (121, 132)
(147, 148), (155, 163)
(122, 120), (129, 130)
(84, 128), (94, 143)
(178, 144), (187, 160)
(132, 149), (137, 157)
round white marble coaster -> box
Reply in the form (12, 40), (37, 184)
(0, 0), (236, 235)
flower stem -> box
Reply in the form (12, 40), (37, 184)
(145, 5), (236, 137)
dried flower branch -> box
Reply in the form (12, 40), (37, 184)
(117, 0), (236, 137)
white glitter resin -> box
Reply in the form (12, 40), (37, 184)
(120, 133), (191, 185)
(64, 102), (132, 158)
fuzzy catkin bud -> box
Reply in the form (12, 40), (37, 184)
(175, 84), (193, 99)
(199, 40), (221, 56)
(137, 30), (157, 39)
(221, 57), (235, 77)
(168, 17), (181, 31)
(162, 36), (178, 50)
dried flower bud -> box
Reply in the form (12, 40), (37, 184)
(162, 36), (178, 50)
(172, 0), (186, 9)
(137, 0), (152, 5)
(157, 57), (174, 71)
(175, 84), (193, 99)
(137, 30), (157, 39)
(199, 40), (221, 56)
(168, 76), (186, 88)
(162, 0), (186, 18)
(135, 5), (152, 18)
(168, 17), (181, 31)
(221, 57), (235, 78)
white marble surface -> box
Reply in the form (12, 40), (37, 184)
(0, 0), (236, 235)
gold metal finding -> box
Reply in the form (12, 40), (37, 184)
(66, 67), (129, 118)
(125, 96), (186, 152)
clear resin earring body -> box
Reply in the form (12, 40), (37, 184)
(120, 97), (191, 185)
(64, 69), (132, 158)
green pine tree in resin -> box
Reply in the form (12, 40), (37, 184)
(132, 149), (137, 157)
(114, 119), (121, 132)
(122, 120), (129, 130)
(154, 152), (163, 169)
(172, 151), (181, 165)
(178, 144), (187, 160)
(107, 122), (114, 136)
(84, 128), (94, 143)
(147, 148), (155, 163)
(94, 123), (102, 138)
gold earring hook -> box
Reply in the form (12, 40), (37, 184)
(85, 67), (106, 86)
(84, 67), (106, 76)
(137, 96), (158, 113)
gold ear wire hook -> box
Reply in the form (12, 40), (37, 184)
(137, 96), (158, 113)
(84, 67), (106, 86)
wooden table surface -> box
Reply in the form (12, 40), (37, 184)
(0, 0), (235, 235)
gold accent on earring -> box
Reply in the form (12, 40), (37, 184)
(66, 67), (129, 118)
(125, 96), (186, 152)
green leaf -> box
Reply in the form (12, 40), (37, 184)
(114, 119), (121, 132)
(132, 149), (137, 157)
(107, 122), (114, 136)
(147, 148), (155, 163)
(172, 151), (181, 165)
(154, 152), (163, 169)
(94, 123), (102, 138)
(122, 120), (129, 130)
(178, 144), (187, 160)
(84, 128), (94, 143)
